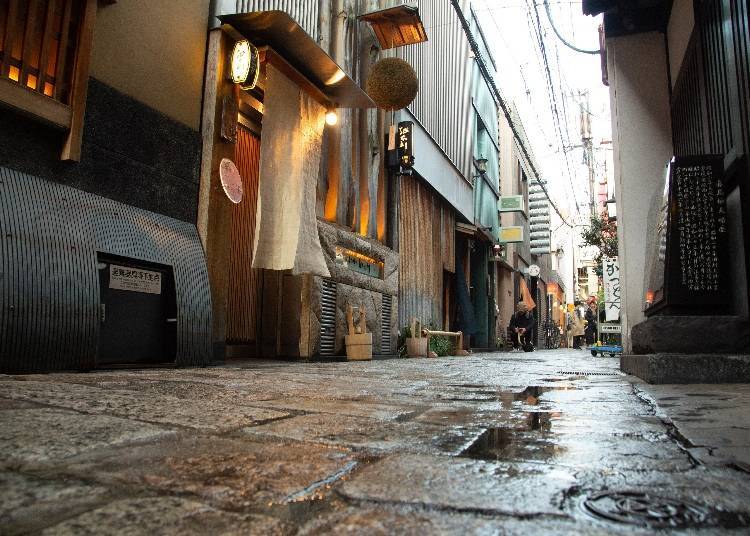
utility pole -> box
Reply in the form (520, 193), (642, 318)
(578, 91), (596, 217)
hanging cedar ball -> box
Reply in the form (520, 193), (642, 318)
(366, 57), (418, 110)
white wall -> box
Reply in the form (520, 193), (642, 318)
(607, 32), (673, 352)
(667, 0), (695, 88)
(91, 0), (210, 130)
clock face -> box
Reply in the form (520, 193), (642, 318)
(529, 264), (540, 277)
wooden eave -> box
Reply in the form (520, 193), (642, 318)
(357, 5), (427, 50)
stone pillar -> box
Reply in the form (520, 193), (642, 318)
(606, 32), (672, 352)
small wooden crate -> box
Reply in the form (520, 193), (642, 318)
(345, 333), (373, 360)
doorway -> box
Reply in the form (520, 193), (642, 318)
(97, 254), (177, 365)
(226, 125), (263, 355)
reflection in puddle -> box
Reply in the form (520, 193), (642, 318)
(460, 411), (563, 462)
(497, 385), (578, 409)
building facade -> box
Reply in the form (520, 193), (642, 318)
(584, 0), (750, 377)
(0, 0), (213, 372)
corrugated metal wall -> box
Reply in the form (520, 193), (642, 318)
(398, 173), (455, 330)
(0, 167), (212, 373)
(399, 0), (473, 179)
(227, 127), (262, 344)
(229, 0), (319, 40)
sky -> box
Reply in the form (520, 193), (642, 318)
(472, 0), (611, 221)
(472, 0), (612, 299)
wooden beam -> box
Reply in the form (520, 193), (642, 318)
(53, 0), (73, 102)
(1, 0), (21, 79)
(61, 0), (96, 161)
(36, 0), (59, 95)
(258, 46), (332, 110)
(0, 76), (72, 128)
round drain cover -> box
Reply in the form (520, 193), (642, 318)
(583, 491), (747, 529)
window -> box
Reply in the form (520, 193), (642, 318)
(0, 0), (97, 160)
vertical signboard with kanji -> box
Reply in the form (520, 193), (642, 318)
(603, 256), (621, 321)
(645, 155), (728, 314)
(397, 121), (414, 169)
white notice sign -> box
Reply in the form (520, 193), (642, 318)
(603, 256), (621, 322)
(109, 265), (162, 294)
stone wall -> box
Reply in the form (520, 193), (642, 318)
(307, 221), (399, 357)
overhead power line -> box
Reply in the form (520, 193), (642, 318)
(543, 0), (600, 55)
(528, 0), (582, 220)
(449, 0), (575, 229)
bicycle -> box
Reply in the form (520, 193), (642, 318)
(543, 319), (561, 349)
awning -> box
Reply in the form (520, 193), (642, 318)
(219, 11), (375, 109)
(357, 5), (427, 50)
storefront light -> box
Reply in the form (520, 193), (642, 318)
(325, 110), (338, 126)
(230, 39), (260, 90)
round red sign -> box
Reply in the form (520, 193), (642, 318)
(219, 158), (243, 204)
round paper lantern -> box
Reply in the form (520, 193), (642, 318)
(366, 58), (418, 110)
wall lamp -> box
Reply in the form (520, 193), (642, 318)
(325, 109), (338, 126)
(475, 156), (488, 174)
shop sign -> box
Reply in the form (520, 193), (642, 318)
(110, 265), (162, 294)
(498, 226), (523, 243)
(600, 323), (622, 333)
(499, 195), (524, 212)
(219, 158), (244, 203)
(603, 256), (621, 321)
(397, 121), (414, 169)
(334, 246), (384, 279)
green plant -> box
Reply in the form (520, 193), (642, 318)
(396, 325), (412, 358)
(580, 213), (618, 276)
(429, 335), (454, 357)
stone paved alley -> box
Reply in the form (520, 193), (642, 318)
(1, 350), (749, 535)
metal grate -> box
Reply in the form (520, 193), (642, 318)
(319, 279), (337, 356)
(381, 294), (393, 354)
(583, 490), (748, 529)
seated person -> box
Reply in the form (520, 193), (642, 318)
(509, 302), (535, 351)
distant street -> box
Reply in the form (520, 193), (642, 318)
(1, 351), (749, 534)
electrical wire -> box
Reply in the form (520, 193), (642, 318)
(527, 0), (583, 220)
(543, 0), (601, 55)
(449, 0), (575, 229)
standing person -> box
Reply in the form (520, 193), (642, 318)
(584, 301), (598, 346)
(509, 302), (535, 351)
(569, 304), (586, 349)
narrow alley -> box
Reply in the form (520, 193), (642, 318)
(2, 350), (748, 534)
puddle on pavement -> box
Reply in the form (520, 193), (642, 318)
(499, 385), (579, 409)
(453, 385), (580, 462)
(460, 411), (563, 462)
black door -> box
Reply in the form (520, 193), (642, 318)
(97, 255), (176, 365)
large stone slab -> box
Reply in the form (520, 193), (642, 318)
(0, 472), (110, 535)
(631, 316), (750, 355)
(39, 497), (288, 535)
(251, 398), (418, 421)
(65, 436), (357, 511)
(297, 506), (619, 536)
(339, 454), (576, 516)
(0, 380), (289, 432)
(0, 408), (173, 467)
(243, 413), (480, 455)
(622, 353), (750, 383)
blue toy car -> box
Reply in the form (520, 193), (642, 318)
(589, 344), (623, 357)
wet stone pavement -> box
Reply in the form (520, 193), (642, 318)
(1, 349), (749, 535)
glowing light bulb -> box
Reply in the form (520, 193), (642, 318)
(325, 110), (338, 126)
